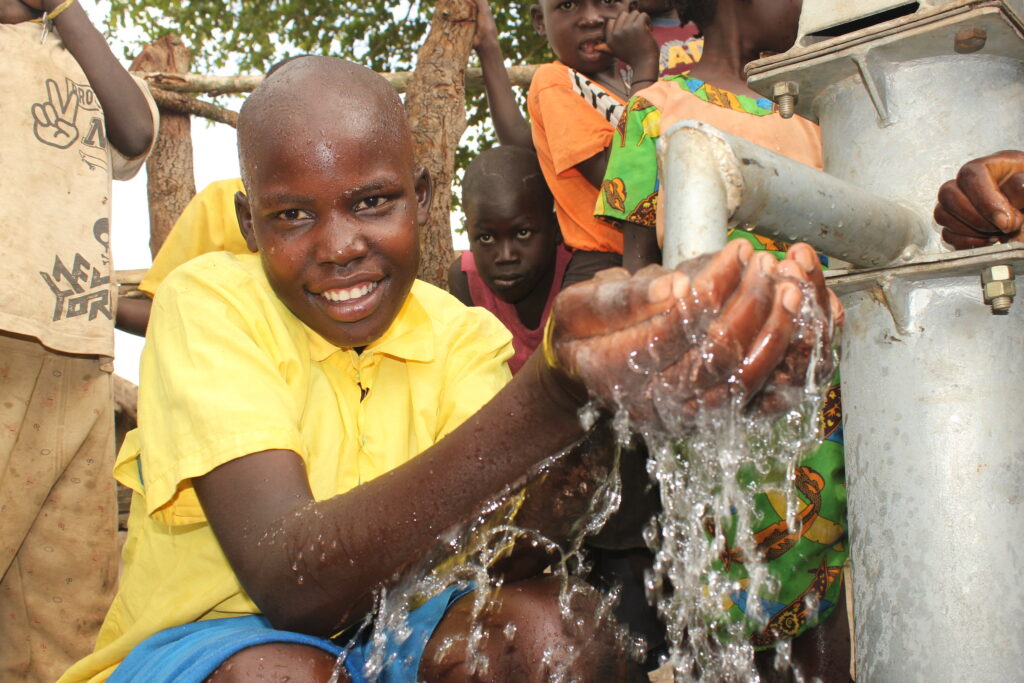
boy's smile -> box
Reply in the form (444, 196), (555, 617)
(235, 59), (431, 350)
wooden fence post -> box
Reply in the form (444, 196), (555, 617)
(404, 0), (477, 289)
(130, 35), (195, 258)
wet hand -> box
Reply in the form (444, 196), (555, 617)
(546, 241), (840, 434)
(935, 150), (1024, 250)
(596, 9), (659, 80)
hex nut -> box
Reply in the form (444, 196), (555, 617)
(983, 279), (1016, 303)
(772, 81), (799, 98)
(982, 264), (1013, 283)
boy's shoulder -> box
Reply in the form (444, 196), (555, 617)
(155, 251), (267, 310)
(408, 277), (505, 337)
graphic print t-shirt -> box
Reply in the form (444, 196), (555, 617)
(0, 23), (156, 356)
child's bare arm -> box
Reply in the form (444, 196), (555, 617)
(193, 352), (589, 635)
(114, 295), (151, 336)
(621, 221), (661, 272)
(447, 256), (473, 306)
(474, 0), (533, 149)
(192, 239), (840, 637)
(30, 0), (154, 157)
(935, 150), (1024, 249)
(576, 147), (610, 188)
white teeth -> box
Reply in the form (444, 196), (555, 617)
(321, 281), (378, 302)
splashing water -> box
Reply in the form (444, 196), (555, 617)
(327, 277), (835, 682)
(327, 438), (643, 682)
(637, 283), (835, 681)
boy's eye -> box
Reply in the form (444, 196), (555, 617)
(477, 234), (495, 244)
(355, 196), (390, 211)
(516, 229), (534, 240)
(556, 0), (576, 10)
(275, 208), (313, 221)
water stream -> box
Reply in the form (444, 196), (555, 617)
(333, 284), (835, 682)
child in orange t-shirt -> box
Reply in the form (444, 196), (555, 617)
(527, 0), (661, 286)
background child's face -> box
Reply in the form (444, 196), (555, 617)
(237, 119), (429, 349)
(465, 189), (558, 305)
(531, 0), (632, 74)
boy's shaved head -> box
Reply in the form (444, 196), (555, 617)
(234, 55), (432, 349)
(462, 146), (560, 306)
(462, 146), (552, 212)
(238, 56), (411, 190)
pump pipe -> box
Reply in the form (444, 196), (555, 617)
(658, 121), (938, 269)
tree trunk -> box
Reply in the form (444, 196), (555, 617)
(130, 35), (195, 258)
(404, 0), (477, 289)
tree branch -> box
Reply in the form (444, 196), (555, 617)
(140, 65), (538, 96)
(149, 88), (239, 127)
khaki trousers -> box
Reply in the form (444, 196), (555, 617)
(0, 332), (118, 682)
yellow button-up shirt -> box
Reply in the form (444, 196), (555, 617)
(62, 252), (512, 682)
(138, 178), (249, 298)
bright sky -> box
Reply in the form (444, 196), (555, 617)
(80, 0), (471, 384)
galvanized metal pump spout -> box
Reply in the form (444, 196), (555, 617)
(658, 121), (937, 270)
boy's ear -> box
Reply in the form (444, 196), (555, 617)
(234, 191), (259, 253)
(530, 4), (546, 36)
(414, 166), (434, 226)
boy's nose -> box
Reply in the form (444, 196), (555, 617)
(495, 242), (519, 264)
(577, 2), (605, 26)
(316, 219), (369, 265)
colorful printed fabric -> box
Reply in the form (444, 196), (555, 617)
(714, 373), (847, 647)
(595, 75), (822, 254)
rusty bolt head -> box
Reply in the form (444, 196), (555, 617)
(955, 28), (987, 54)
(772, 81), (799, 98)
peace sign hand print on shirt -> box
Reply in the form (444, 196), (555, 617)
(32, 79), (80, 149)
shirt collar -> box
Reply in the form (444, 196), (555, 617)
(304, 280), (436, 364)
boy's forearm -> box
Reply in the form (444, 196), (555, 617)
(196, 353), (591, 636)
(476, 39), (533, 149)
(51, 0), (154, 158)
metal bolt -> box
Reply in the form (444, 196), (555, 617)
(954, 27), (987, 54)
(772, 81), (799, 119)
(981, 264), (1016, 314)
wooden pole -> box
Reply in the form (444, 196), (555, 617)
(130, 35), (196, 257)
(404, 0), (478, 288)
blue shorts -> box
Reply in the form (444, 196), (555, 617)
(108, 584), (472, 683)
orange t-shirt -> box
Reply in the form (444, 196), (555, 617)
(527, 62), (626, 254)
